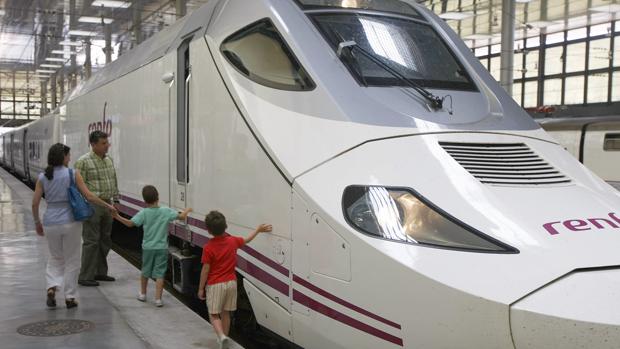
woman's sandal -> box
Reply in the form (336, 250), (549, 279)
(46, 288), (56, 308)
(65, 298), (78, 309)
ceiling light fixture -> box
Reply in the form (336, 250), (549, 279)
(51, 49), (77, 55)
(68, 30), (98, 36)
(58, 41), (82, 46)
(45, 58), (66, 62)
(589, 4), (620, 13)
(40, 64), (62, 68)
(78, 16), (114, 24)
(439, 11), (475, 20)
(36, 69), (56, 73)
(91, 0), (131, 8)
(463, 34), (494, 40)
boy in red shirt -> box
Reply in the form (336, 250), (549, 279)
(197, 211), (272, 348)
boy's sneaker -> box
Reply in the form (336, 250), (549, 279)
(219, 335), (230, 349)
(137, 294), (146, 302)
(154, 299), (163, 307)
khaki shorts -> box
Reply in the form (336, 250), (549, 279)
(206, 280), (237, 314)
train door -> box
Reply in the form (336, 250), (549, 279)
(171, 37), (193, 212)
(22, 129), (30, 181)
(9, 133), (14, 169)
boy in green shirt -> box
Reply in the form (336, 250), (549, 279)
(113, 185), (192, 307)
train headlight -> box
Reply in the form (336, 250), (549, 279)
(343, 186), (517, 253)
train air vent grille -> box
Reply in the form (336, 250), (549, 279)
(439, 142), (571, 186)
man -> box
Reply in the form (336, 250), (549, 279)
(76, 130), (119, 286)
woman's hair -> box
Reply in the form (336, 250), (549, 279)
(44, 143), (70, 180)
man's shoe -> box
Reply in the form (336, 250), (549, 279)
(78, 280), (100, 286)
(94, 275), (115, 282)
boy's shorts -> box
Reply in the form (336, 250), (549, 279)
(206, 280), (237, 314)
(142, 249), (168, 278)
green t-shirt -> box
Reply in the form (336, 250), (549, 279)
(131, 206), (179, 250)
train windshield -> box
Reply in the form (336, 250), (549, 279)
(311, 13), (476, 91)
(296, 0), (422, 18)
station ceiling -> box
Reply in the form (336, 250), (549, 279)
(1, 0), (619, 127)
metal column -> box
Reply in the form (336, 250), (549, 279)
(104, 24), (112, 64)
(500, 0), (515, 95)
(133, 0), (143, 47)
(176, 0), (187, 18)
(50, 74), (57, 109)
(40, 80), (47, 116)
(84, 39), (92, 79)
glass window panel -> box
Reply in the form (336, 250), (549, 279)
(589, 38), (610, 70)
(475, 46), (489, 57)
(567, 28), (587, 41)
(544, 78), (562, 105)
(512, 82), (522, 105)
(587, 73), (609, 103)
(490, 44), (501, 54)
(545, 46), (564, 75)
(613, 72), (620, 101)
(527, 36), (540, 48)
(514, 52), (524, 79)
(490, 56), (500, 81)
(565, 42), (586, 73)
(590, 23), (611, 37)
(614, 36), (620, 67)
(515, 40), (525, 51)
(479, 58), (488, 70)
(616, 20), (620, 32)
(564, 75), (585, 104)
(525, 49), (539, 78)
(523, 81), (538, 108)
(546, 32), (564, 45)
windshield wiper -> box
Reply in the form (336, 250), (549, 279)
(337, 40), (444, 111)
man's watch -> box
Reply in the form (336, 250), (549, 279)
(113, 199), (120, 204)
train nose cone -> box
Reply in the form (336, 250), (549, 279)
(510, 268), (620, 348)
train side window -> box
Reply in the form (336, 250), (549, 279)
(220, 19), (315, 91)
(604, 133), (620, 151)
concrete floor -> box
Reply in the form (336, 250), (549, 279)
(0, 168), (242, 349)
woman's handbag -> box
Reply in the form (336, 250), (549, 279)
(67, 168), (94, 221)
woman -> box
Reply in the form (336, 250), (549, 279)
(32, 143), (115, 309)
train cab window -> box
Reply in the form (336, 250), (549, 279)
(220, 19), (315, 91)
(604, 133), (620, 151)
(295, 0), (422, 18)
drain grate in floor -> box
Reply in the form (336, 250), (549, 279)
(17, 319), (94, 337)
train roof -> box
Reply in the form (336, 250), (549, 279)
(537, 116), (620, 131)
(65, 2), (215, 103)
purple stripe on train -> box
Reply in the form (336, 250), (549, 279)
(293, 290), (404, 346)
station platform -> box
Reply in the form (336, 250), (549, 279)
(0, 168), (243, 349)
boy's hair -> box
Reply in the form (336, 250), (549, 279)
(142, 185), (159, 204)
(205, 211), (227, 236)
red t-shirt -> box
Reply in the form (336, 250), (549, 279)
(201, 233), (245, 285)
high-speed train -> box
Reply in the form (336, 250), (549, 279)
(539, 116), (620, 191)
(2, 0), (620, 348)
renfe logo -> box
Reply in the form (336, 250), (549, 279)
(88, 102), (112, 136)
(543, 212), (620, 235)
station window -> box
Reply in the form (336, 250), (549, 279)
(543, 78), (562, 105)
(524, 50), (539, 78)
(587, 73), (608, 103)
(588, 38), (611, 71)
(604, 134), (620, 151)
(545, 46), (564, 76)
(565, 43), (586, 73)
(220, 19), (315, 91)
(523, 81), (538, 108)
(511, 82), (522, 105)
(612, 72), (620, 101)
(564, 75), (585, 104)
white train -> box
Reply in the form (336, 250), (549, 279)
(2, 1), (620, 348)
(539, 116), (620, 191)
